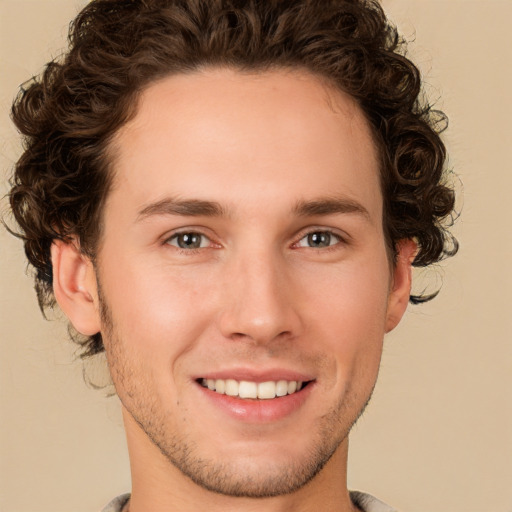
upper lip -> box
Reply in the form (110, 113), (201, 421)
(194, 368), (315, 383)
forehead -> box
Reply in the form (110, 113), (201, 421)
(107, 68), (382, 222)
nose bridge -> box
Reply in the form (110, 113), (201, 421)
(218, 242), (301, 343)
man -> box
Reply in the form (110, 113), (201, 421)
(6, 1), (457, 511)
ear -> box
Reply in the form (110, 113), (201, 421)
(385, 239), (417, 333)
(51, 239), (101, 336)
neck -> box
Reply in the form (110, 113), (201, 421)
(123, 408), (358, 512)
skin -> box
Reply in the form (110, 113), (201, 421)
(51, 68), (415, 512)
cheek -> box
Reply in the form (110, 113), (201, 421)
(98, 252), (221, 369)
(99, 240), (391, 368)
(296, 255), (390, 382)
(299, 253), (391, 332)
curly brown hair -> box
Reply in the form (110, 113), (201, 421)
(7, 0), (457, 357)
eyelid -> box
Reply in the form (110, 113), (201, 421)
(167, 232), (210, 249)
(160, 225), (349, 251)
(162, 227), (221, 250)
(292, 227), (350, 248)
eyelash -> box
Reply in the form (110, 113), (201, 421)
(164, 228), (348, 254)
(165, 231), (216, 255)
(292, 229), (346, 251)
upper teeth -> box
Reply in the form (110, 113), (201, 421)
(201, 378), (303, 399)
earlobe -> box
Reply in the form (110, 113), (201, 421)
(385, 239), (417, 333)
(51, 240), (101, 336)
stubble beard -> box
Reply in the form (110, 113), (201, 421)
(98, 289), (375, 499)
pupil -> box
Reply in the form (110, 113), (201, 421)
(308, 232), (330, 247)
(178, 233), (201, 249)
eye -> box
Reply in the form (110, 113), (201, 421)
(296, 231), (342, 248)
(167, 232), (210, 250)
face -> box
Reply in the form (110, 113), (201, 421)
(87, 69), (409, 497)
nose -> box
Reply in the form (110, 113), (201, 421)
(217, 248), (303, 345)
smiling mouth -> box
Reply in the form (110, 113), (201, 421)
(198, 378), (310, 399)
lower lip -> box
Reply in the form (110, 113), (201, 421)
(197, 382), (314, 423)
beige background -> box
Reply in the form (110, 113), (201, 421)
(1, 1), (511, 511)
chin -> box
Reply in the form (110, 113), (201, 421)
(168, 445), (340, 498)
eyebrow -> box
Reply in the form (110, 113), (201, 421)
(137, 198), (229, 221)
(136, 195), (370, 221)
(293, 197), (370, 220)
